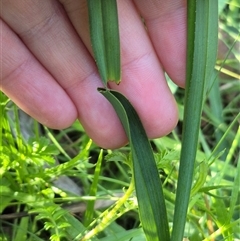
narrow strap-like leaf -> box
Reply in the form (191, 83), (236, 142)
(171, 1), (218, 240)
(83, 150), (103, 226)
(99, 88), (170, 241)
(101, 0), (121, 82)
(87, 0), (121, 85)
(87, 0), (107, 84)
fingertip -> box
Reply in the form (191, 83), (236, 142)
(76, 94), (128, 149)
(85, 92), (178, 149)
(89, 127), (128, 150)
(36, 103), (78, 130)
(146, 95), (179, 139)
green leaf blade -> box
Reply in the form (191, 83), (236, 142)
(99, 88), (170, 241)
(171, 1), (219, 240)
(102, 0), (121, 83)
(87, 0), (121, 85)
(87, 0), (108, 85)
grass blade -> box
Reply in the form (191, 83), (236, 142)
(64, 213), (99, 241)
(102, 0), (121, 82)
(87, 0), (121, 85)
(171, 1), (218, 240)
(99, 88), (170, 241)
(84, 149), (103, 226)
(87, 0), (107, 84)
(228, 144), (240, 222)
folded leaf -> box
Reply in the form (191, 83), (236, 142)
(99, 88), (170, 241)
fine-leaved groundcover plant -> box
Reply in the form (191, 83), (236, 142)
(0, 0), (239, 241)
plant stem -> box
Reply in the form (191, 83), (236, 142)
(80, 179), (135, 241)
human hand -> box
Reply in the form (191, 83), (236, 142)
(1, 0), (186, 149)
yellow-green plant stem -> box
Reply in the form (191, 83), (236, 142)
(209, 112), (240, 165)
(226, 125), (240, 164)
(80, 179), (135, 241)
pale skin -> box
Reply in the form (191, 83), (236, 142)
(1, 0), (186, 149)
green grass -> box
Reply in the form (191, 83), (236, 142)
(0, 1), (239, 241)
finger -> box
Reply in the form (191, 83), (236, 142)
(133, 0), (186, 87)
(1, 0), (127, 149)
(59, 0), (179, 139)
(0, 19), (77, 129)
(58, 0), (91, 52)
(110, 0), (179, 138)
